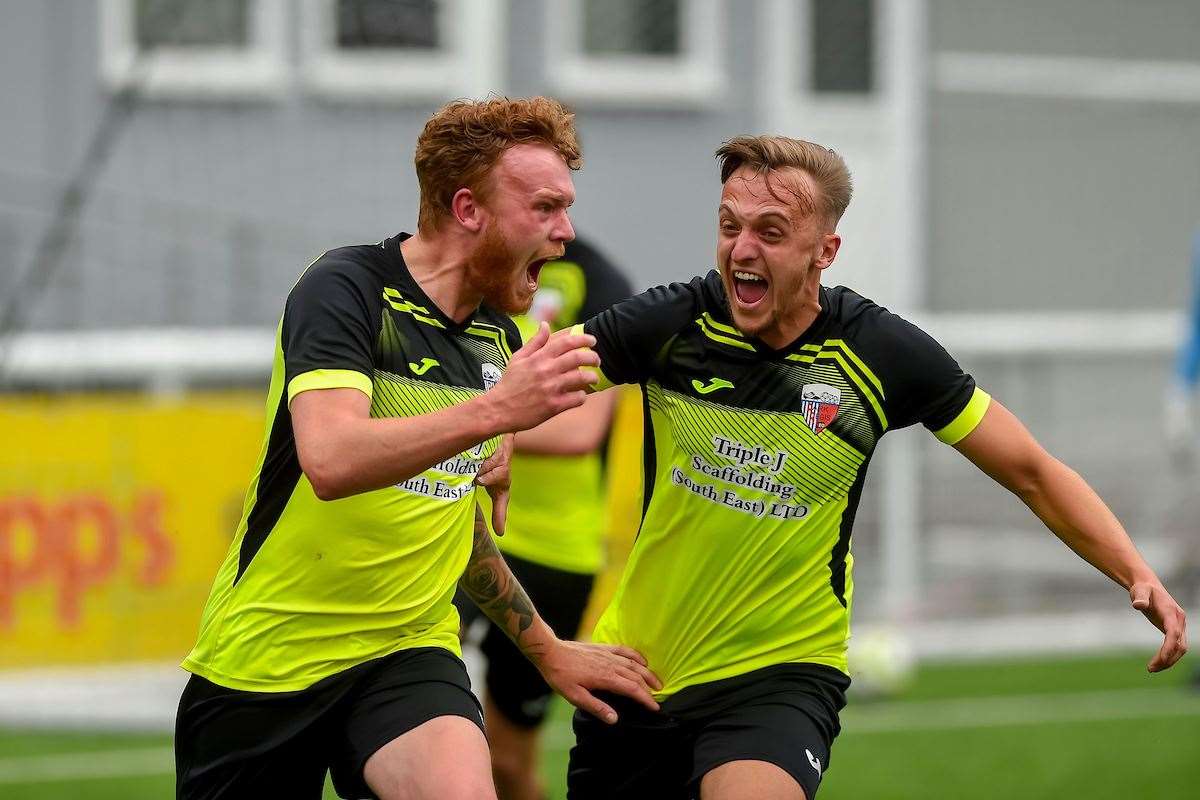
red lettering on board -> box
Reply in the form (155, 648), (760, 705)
(0, 491), (174, 628)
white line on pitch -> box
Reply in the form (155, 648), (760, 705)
(842, 688), (1200, 734)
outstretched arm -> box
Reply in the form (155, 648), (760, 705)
(459, 505), (662, 721)
(955, 399), (1188, 672)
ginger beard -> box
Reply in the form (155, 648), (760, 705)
(467, 222), (542, 315)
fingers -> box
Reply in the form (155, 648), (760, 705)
(512, 321), (551, 360)
(490, 488), (509, 537)
(1132, 583), (1188, 672)
(542, 330), (597, 359)
(615, 662), (663, 693)
(1130, 583), (1152, 612)
(604, 645), (649, 666)
(552, 346), (601, 372)
(601, 674), (660, 713)
(1148, 609), (1188, 673)
(602, 646), (662, 690)
(568, 688), (619, 725)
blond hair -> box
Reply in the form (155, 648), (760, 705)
(413, 96), (582, 233)
(716, 135), (853, 223)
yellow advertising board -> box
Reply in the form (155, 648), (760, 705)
(0, 391), (265, 668)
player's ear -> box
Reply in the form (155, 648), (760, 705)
(451, 187), (484, 233)
(815, 232), (841, 271)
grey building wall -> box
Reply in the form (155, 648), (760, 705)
(0, 0), (761, 332)
(928, 0), (1200, 312)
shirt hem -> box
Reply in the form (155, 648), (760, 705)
(650, 655), (850, 702)
(181, 639), (461, 693)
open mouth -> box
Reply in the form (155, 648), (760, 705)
(526, 258), (549, 290)
(732, 270), (768, 306)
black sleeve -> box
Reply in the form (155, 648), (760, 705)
(281, 256), (380, 388)
(583, 275), (706, 386)
(846, 296), (976, 433)
(569, 239), (635, 323)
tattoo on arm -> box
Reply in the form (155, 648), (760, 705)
(460, 506), (538, 648)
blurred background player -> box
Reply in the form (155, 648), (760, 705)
(457, 236), (633, 800)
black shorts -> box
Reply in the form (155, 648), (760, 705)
(175, 646), (483, 800)
(567, 663), (849, 800)
(454, 553), (595, 727)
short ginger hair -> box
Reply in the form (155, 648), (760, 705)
(414, 96), (582, 233)
(716, 135), (853, 225)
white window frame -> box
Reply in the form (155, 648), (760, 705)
(545, 0), (725, 108)
(299, 0), (505, 101)
(99, 0), (287, 98)
(760, 0), (882, 135)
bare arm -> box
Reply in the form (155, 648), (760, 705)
(459, 506), (662, 722)
(515, 388), (619, 456)
(955, 399), (1188, 672)
(291, 323), (598, 501)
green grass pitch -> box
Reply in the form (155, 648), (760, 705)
(1, 651), (1196, 799)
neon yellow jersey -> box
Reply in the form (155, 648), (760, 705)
(183, 234), (521, 692)
(498, 243), (631, 574)
(585, 274), (990, 699)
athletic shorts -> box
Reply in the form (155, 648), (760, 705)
(175, 646), (483, 800)
(453, 553), (595, 727)
(567, 662), (850, 800)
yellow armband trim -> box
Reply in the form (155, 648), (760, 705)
(570, 323), (615, 392)
(934, 387), (991, 445)
(287, 369), (373, 407)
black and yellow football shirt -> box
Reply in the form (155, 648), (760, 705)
(583, 271), (990, 699)
(502, 238), (632, 574)
(183, 233), (521, 692)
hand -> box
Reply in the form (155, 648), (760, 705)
(534, 639), (662, 724)
(1129, 580), (1188, 672)
(484, 322), (600, 433)
(474, 433), (513, 535)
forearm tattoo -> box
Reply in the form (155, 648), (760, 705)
(460, 507), (538, 649)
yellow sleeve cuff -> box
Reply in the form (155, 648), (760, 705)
(287, 369), (373, 407)
(570, 323), (615, 392)
(933, 387), (991, 445)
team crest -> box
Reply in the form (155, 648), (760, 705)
(801, 383), (840, 434)
(481, 362), (502, 392)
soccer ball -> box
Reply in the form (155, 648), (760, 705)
(847, 626), (916, 698)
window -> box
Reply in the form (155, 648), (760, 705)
(333, 0), (438, 50)
(761, 0), (880, 134)
(582, 0), (680, 57)
(810, 0), (874, 94)
(100, 0), (287, 97)
(545, 0), (724, 107)
(299, 0), (504, 100)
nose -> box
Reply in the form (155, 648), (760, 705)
(730, 229), (758, 263)
(553, 211), (576, 244)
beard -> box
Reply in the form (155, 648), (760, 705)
(467, 224), (531, 315)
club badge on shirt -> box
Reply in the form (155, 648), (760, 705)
(481, 362), (502, 392)
(801, 383), (840, 434)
